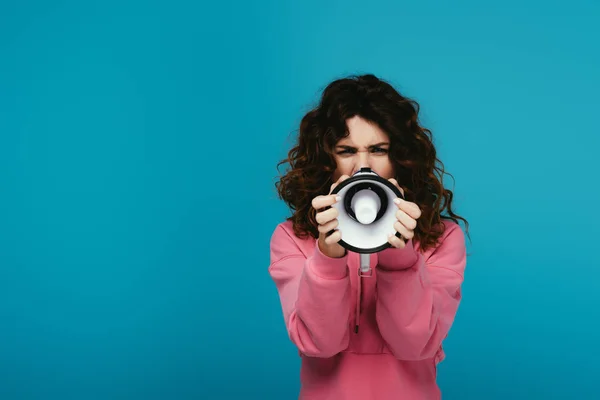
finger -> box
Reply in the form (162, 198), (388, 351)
(388, 178), (405, 197)
(317, 218), (339, 234)
(387, 233), (405, 249)
(330, 174), (350, 194)
(337, 174), (350, 184)
(324, 230), (342, 245)
(393, 198), (422, 220)
(316, 207), (338, 225)
(394, 221), (414, 240)
(395, 208), (417, 230)
(312, 194), (340, 210)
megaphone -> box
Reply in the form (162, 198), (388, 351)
(331, 168), (404, 276)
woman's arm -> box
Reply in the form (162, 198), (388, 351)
(269, 224), (352, 358)
(375, 222), (467, 360)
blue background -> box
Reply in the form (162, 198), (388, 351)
(1, 1), (599, 399)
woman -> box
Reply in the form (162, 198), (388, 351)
(269, 74), (469, 399)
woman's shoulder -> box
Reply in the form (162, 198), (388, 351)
(439, 218), (465, 238)
(272, 219), (294, 234)
(269, 220), (315, 260)
(270, 220), (295, 243)
(418, 218), (467, 261)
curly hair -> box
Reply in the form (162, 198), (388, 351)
(274, 74), (469, 252)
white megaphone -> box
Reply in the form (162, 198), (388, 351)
(331, 168), (404, 276)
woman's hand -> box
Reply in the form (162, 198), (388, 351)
(311, 175), (350, 258)
(387, 178), (422, 249)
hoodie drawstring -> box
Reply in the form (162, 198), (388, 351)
(355, 272), (362, 333)
(355, 253), (374, 333)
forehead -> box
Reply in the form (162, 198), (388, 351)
(338, 116), (389, 145)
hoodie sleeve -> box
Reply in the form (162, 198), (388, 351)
(268, 224), (352, 358)
(375, 222), (467, 361)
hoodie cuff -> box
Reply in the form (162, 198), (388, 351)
(307, 239), (349, 280)
(377, 240), (419, 271)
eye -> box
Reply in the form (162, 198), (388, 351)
(337, 149), (355, 155)
(371, 147), (388, 154)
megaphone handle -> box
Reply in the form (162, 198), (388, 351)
(359, 253), (370, 274)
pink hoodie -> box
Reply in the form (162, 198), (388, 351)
(268, 219), (467, 400)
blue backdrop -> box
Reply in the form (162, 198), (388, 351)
(1, 1), (599, 399)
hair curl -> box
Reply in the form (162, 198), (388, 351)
(275, 74), (469, 252)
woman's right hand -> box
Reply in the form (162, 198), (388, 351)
(311, 175), (350, 258)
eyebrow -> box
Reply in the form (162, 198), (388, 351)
(335, 142), (390, 149)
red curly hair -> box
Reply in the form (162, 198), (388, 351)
(275, 74), (468, 252)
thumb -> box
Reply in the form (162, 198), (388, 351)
(329, 174), (350, 194)
(388, 178), (405, 197)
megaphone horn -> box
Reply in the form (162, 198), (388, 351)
(331, 168), (404, 275)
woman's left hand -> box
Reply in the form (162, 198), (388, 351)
(387, 178), (422, 249)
